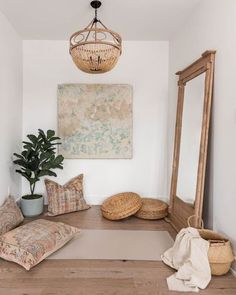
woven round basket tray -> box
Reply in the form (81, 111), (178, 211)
(101, 192), (142, 221)
(135, 198), (168, 220)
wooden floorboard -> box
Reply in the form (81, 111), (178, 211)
(0, 206), (235, 295)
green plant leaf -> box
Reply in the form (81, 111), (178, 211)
(47, 170), (57, 177)
(22, 141), (33, 146)
(27, 134), (38, 144)
(13, 153), (24, 160)
(16, 170), (31, 181)
(15, 169), (24, 175)
(13, 159), (27, 168)
(41, 162), (51, 170)
(38, 129), (47, 141)
(25, 169), (32, 177)
(27, 159), (40, 171)
(50, 136), (61, 142)
(40, 151), (53, 161)
(23, 144), (34, 151)
(47, 130), (55, 139)
(13, 129), (64, 192)
(22, 151), (28, 158)
(44, 147), (56, 153)
(29, 177), (40, 185)
(54, 155), (64, 165)
(38, 169), (57, 177)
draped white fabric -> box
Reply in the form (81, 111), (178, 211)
(162, 227), (211, 293)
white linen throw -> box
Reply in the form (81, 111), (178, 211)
(161, 227), (211, 293)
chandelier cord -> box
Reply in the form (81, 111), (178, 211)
(94, 8), (97, 41)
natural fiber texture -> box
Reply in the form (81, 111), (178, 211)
(187, 215), (204, 229)
(70, 26), (122, 74)
(135, 198), (168, 220)
(101, 192), (142, 220)
(71, 43), (120, 74)
(0, 196), (24, 235)
(198, 229), (234, 275)
(45, 174), (90, 216)
(0, 219), (79, 270)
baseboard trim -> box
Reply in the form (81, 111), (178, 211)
(86, 195), (169, 205)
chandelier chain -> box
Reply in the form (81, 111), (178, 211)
(95, 7), (98, 21)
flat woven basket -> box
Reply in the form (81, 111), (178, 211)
(101, 192), (142, 221)
(198, 229), (234, 276)
(135, 198), (168, 220)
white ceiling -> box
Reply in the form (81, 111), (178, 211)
(0, 0), (200, 40)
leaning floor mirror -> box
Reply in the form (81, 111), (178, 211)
(169, 50), (216, 231)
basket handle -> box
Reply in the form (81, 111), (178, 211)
(187, 215), (204, 229)
(208, 239), (226, 245)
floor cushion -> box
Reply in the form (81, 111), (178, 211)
(135, 198), (168, 220)
(101, 192), (142, 220)
(0, 219), (79, 270)
(0, 196), (24, 235)
(45, 174), (90, 216)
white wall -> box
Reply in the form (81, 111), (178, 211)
(0, 11), (22, 205)
(23, 41), (169, 204)
(168, 0), (236, 269)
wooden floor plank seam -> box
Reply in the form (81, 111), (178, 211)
(0, 206), (235, 295)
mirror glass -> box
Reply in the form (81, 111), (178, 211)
(176, 73), (205, 205)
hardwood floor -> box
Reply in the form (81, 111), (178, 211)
(0, 206), (235, 295)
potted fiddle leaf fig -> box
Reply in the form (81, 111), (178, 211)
(13, 129), (64, 217)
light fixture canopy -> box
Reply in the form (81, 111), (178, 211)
(69, 0), (122, 74)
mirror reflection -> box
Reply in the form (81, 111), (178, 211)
(176, 74), (205, 205)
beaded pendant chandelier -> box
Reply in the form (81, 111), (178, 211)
(69, 0), (122, 74)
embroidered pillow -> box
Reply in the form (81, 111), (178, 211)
(45, 174), (90, 216)
(0, 219), (79, 270)
(0, 196), (24, 235)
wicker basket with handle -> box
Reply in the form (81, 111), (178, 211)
(188, 215), (235, 275)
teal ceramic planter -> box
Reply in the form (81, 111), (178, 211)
(20, 195), (44, 217)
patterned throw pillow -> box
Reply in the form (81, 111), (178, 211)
(0, 219), (79, 270)
(45, 174), (90, 216)
(0, 196), (24, 235)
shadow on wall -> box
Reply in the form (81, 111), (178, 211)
(203, 91), (214, 229)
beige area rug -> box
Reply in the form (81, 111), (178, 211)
(48, 230), (174, 261)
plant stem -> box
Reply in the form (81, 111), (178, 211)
(30, 183), (33, 195)
(32, 182), (36, 195)
(29, 173), (36, 195)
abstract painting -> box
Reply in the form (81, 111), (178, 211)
(58, 84), (132, 159)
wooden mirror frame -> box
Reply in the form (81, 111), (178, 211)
(169, 50), (216, 231)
